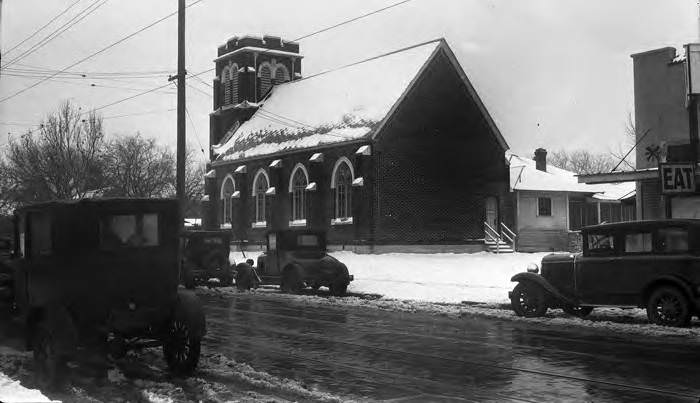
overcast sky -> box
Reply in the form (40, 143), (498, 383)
(0, 0), (697, 163)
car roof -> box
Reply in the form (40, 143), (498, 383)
(583, 219), (700, 232)
(16, 197), (177, 213)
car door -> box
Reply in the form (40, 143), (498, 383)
(576, 229), (624, 304)
(613, 230), (655, 304)
(263, 232), (281, 278)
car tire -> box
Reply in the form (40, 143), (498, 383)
(281, 267), (303, 294)
(183, 271), (196, 290)
(32, 321), (61, 389)
(329, 280), (348, 297)
(510, 282), (548, 317)
(563, 305), (594, 318)
(162, 318), (201, 375)
(646, 286), (691, 327)
(235, 264), (254, 291)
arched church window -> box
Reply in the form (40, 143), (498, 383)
(229, 64), (239, 105)
(273, 64), (290, 85)
(258, 63), (272, 99)
(331, 158), (354, 220)
(221, 66), (231, 105)
(220, 175), (235, 226)
(289, 164), (308, 222)
(252, 170), (270, 224)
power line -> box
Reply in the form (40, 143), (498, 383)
(2, 0), (109, 69)
(2, 0), (84, 57)
(185, 106), (206, 157)
(91, 67), (212, 113)
(0, 0), (204, 105)
(292, 0), (413, 42)
(70, 0), (412, 124)
(101, 108), (176, 120)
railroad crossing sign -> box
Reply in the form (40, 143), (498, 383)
(660, 163), (696, 194)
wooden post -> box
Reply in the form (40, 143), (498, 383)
(176, 0), (186, 221)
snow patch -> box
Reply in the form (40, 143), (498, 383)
(0, 373), (54, 403)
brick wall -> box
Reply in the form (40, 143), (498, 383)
(210, 142), (372, 247)
(374, 50), (509, 243)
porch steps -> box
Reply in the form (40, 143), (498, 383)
(484, 239), (514, 254)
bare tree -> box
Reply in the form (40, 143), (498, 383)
(0, 101), (107, 206)
(548, 149), (616, 175)
(608, 111), (638, 170)
(176, 147), (206, 217)
(104, 134), (175, 198)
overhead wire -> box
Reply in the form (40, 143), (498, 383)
(0, 0), (205, 105)
(2, 0), (84, 58)
(2, 0), (110, 69)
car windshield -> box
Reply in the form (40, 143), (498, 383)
(100, 213), (159, 248)
(298, 234), (320, 247)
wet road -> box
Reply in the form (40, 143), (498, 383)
(200, 292), (700, 402)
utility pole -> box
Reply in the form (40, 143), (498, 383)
(176, 0), (186, 222)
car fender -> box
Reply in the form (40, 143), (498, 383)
(641, 275), (696, 306)
(510, 272), (575, 306)
(173, 289), (206, 339)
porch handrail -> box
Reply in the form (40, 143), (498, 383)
(500, 222), (516, 246)
(484, 222), (501, 253)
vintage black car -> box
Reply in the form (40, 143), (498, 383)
(181, 230), (233, 288)
(0, 198), (206, 384)
(509, 219), (700, 327)
(235, 230), (353, 296)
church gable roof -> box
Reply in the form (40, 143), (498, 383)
(213, 39), (505, 162)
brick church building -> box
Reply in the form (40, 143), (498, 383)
(203, 35), (512, 252)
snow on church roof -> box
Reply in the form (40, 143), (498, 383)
(213, 40), (445, 161)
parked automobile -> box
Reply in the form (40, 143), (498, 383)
(181, 230), (233, 288)
(509, 219), (700, 327)
(235, 230), (353, 296)
(0, 198), (206, 385)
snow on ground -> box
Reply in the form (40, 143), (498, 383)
(0, 372), (53, 403)
(336, 251), (549, 304)
(224, 249), (700, 340)
(231, 250), (548, 304)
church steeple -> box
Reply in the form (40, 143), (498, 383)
(213, 35), (302, 108)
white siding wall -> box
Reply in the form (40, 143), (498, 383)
(517, 191), (568, 231)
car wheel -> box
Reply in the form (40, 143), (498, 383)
(183, 274), (195, 290)
(235, 264), (253, 291)
(219, 273), (233, 287)
(510, 282), (548, 317)
(646, 286), (691, 327)
(32, 322), (60, 388)
(281, 268), (303, 294)
(162, 318), (201, 375)
(329, 280), (348, 297)
(563, 305), (594, 318)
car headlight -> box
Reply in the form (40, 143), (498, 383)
(526, 263), (539, 274)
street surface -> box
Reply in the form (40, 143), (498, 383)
(200, 291), (700, 402)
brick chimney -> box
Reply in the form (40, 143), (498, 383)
(534, 148), (547, 172)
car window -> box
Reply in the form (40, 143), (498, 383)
(658, 227), (689, 253)
(298, 234), (319, 247)
(29, 212), (52, 257)
(624, 232), (652, 253)
(268, 233), (277, 251)
(100, 213), (159, 248)
(588, 233), (615, 255)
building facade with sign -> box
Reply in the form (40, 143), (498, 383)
(580, 45), (700, 219)
(202, 36), (512, 252)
